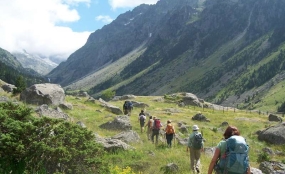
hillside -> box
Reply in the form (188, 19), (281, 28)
(1, 89), (284, 173)
(0, 47), (45, 87)
(47, 0), (285, 111)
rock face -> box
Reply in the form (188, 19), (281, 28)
(268, 114), (283, 122)
(99, 115), (132, 131)
(258, 123), (285, 145)
(259, 161), (285, 174)
(20, 83), (65, 106)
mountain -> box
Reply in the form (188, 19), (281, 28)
(13, 50), (58, 75)
(0, 47), (45, 86)
(47, 0), (285, 110)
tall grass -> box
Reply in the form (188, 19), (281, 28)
(63, 95), (283, 173)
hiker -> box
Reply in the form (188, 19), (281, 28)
(123, 101), (133, 116)
(145, 116), (154, 140)
(138, 110), (146, 133)
(207, 126), (250, 174)
(187, 125), (204, 174)
(151, 117), (162, 145)
(164, 120), (175, 148)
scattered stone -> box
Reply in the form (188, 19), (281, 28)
(59, 102), (73, 110)
(99, 115), (132, 131)
(95, 134), (135, 152)
(268, 114), (282, 122)
(258, 123), (285, 145)
(1, 83), (16, 93)
(192, 113), (210, 122)
(221, 121), (229, 127)
(112, 130), (141, 144)
(20, 83), (65, 106)
(98, 98), (123, 115)
(259, 161), (285, 174)
(35, 104), (70, 121)
(76, 121), (86, 128)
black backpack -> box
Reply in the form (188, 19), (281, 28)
(192, 133), (203, 149)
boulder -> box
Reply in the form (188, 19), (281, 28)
(76, 121), (86, 128)
(258, 123), (285, 145)
(181, 93), (203, 107)
(77, 91), (89, 97)
(192, 113), (210, 122)
(99, 115), (132, 131)
(259, 161), (285, 174)
(1, 83), (16, 93)
(268, 114), (282, 122)
(35, 104), (70, 121)
(112, 130), (141, 144)
(250, 167), (263, 174)
(174, 133), (188, 145)
(161, 163), (179, 173)
(131, 101), (149, 108)
(20, 83), (65, 106)
(59, 102), (73, 110)
(98, 98), (123, 115)
(0, 96), (10, 103)
(221, 122), (229, 127)
(95, 134), (134, 152)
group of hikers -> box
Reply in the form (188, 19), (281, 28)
(123, 101), (251, 174)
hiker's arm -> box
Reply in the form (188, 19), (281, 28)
(246, 166), (251, 174)
(208, 148), (220, 174)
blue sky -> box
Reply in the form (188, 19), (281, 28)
(0, 0), (159, 62)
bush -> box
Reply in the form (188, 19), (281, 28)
(0, 102), (109, 174)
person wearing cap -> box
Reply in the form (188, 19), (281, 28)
(187, 125), (204, 173)
(164, 120), (175, 148)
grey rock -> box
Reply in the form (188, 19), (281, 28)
(250, 167), (263, 174)
(221, 121), (229, 127)
(20, 83), (65, 106)
(161, 163), (179, 173)
(268, 114), (282, 122)
(258, 123), (285, 145)
(192, 113), (210, 122)
(99, 115), (132, 131)
(131, 101), (149, 108)
(112, 130), (141, 144)
(0, 96), (10, 103)
(259, 161), (285, 174)
(76, 121), (86, 128)
(59, 102), (73, 110)
(262, 147), (275, 155)
(95, 134), (134, 152)
(98, 98), (123, 115)
(1, 83), (16, 93)
(35, 104), (70, 121)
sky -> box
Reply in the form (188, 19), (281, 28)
(0, 0), (159, 61)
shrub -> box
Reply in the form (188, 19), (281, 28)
(0, 102), (109, 174)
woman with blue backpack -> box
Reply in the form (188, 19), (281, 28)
(207, 125), (251, 174)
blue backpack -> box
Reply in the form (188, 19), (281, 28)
(215, 135), (249, 174)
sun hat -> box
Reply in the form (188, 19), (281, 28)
(192, 125), (199, 131)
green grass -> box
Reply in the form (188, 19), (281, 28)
(1, 91), (283, 173)
(65, 95), (282, 173)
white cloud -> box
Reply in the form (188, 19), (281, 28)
(95, 15), (113, 23)
(0, 0), (91, 61)
(108, 0), (159, 9)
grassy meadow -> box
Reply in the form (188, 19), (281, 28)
(63, 95), (283, 174)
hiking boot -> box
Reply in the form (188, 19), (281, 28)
(196, 167), (200, 173)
